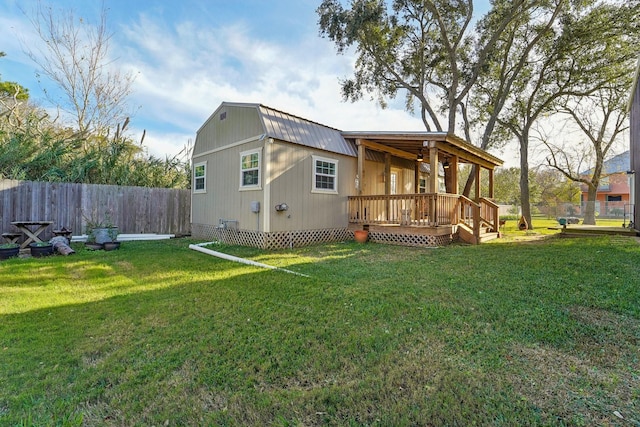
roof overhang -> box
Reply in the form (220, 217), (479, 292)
(341, 131), (503, 169)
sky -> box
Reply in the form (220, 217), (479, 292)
(0, 0), (522, 166)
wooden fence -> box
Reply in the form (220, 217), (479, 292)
(1, 179), (191, 240)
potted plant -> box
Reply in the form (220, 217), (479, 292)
(0, 243), (20, 260)
(103, 241), (121, 251)
(354, 228), (369, 243)
(29, 241), (54, 257)
(84, 231), (104, 250)
(84, 209), (118, 245)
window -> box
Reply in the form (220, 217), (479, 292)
(312, 155), (338, 193)
(240, 149), (261, 189)
(390, 172), (398, 194)
(193, 162), (206, 193)
(418, 178), (427, 193)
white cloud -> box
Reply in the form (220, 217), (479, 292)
(2, 0), (512, 166)
(114, 11), (431, 160)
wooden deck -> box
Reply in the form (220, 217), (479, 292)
(348, 193), (500, 245)
(558, 225), (638, 237)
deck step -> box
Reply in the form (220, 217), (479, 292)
(479, 231), (500, 243)
(457, 223), (500, 244)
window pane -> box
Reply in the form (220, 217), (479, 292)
(242, 153), (259, 170)
(243, 170), (259, 186)
(195, 178), (205, 190)
(195, 165), (205, 177)
(316, 175), (335, 189)
(316, 161), (335, 175)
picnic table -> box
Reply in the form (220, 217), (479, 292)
(10, 221), (54, 249)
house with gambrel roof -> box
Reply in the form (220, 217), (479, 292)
(191, 102), (503, 249)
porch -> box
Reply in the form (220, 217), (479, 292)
(348, 193), (500, 245)
(342, 131), (504, 246)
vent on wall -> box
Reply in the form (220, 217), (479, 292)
(220, 111), (227, 120)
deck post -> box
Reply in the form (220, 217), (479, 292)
(385, 153), (391, 221)
(414, 164), (420, 221)
(474, 164), (481, 202)
(356, 140), (365, 196)
(429, 141), (438, 226)
(488, 168), (494, 199)
(451, 156), (459, 195)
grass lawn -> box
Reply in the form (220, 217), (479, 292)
(1, 225), (639, 426)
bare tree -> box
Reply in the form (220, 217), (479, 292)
(22, 1), (135, 138)
(543, 84), (630, 225)
(492, 0), (639, 228)
(0, 52), (31, 128)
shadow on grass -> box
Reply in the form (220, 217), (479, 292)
(0, 237), (639, 426)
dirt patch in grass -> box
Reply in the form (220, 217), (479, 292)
(509, 306), (640, 425)
(567, 306), (640, 367)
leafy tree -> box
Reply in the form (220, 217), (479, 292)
(466, 0), (567, 196)
(532, 167), (580, 218)
(537, 2), (639, 225)
(317, 0), (568, 199)
(492, 0), (639, 228)
(492, 167), (521, 205)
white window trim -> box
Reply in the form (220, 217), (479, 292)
(193, 161), (207, 193)
(311, 155), (339, 194)
(239, 148), (262, 190)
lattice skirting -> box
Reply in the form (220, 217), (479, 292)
(192, 223), (351, 249)
(191, 223), (456, 249)
(367, 230), (454, 247)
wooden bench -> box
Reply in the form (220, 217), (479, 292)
(2, 232), (22, 244)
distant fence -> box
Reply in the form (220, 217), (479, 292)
(539, 201), (634, 220)
(1, 179), (191, 240)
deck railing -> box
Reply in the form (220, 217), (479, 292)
(349, 193), (500, 242)
(479, 197), (500, 233)
(348, 193), (460, 227)
(456, 195), (479, 226)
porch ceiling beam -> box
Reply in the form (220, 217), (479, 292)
(356, 139), (417, 161)
(426, 141), (496, 170)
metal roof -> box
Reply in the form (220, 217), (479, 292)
(580, 150), (630, 176)
(214, 102), (502, 166)
(258, 104), (357, 157)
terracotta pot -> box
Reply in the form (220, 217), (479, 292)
(354, 230), (369, 243)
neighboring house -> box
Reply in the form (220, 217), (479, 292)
(192, 102), (503, 249)
(630, 56), (640, 229)
(579, 151), (632, 219)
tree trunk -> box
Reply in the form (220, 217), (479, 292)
(583, 185), (598, 225)
(519, 132), (533, 229)
(462, 166), (475, 198)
